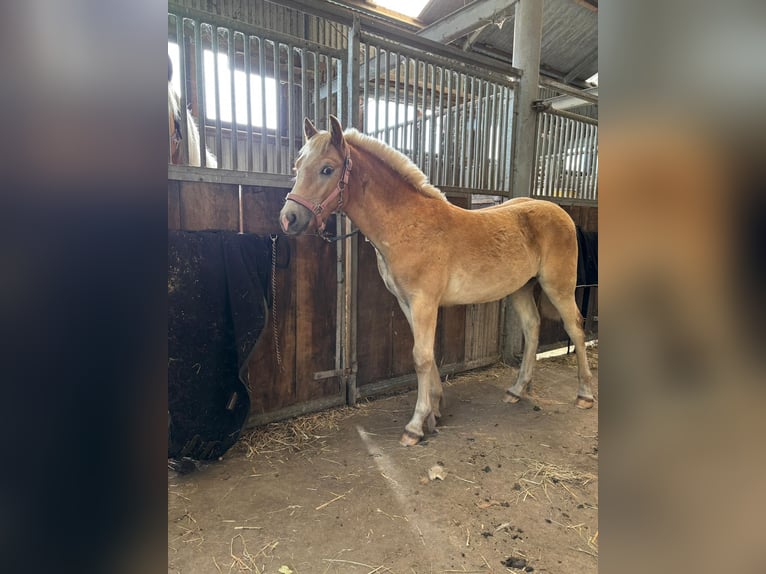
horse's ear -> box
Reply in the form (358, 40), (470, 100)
(329, 115), (345, 152)
(304, 117), (319, 141)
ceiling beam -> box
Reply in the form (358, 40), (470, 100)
(418, 0), (519, 45)
(563, 46), (598, 83)
(543, 86), (598, 110)
(539, 77), (598, 103)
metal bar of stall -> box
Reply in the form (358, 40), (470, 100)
(273, 42), (282, 174)
(337, 54), (345, 133)
(393, 52), (400, 148)
(212, 26), (223, 166)
(585, 124), (594, 200)
(554, 115), (564, 197)
(383, 49), (390, 144)
(465, 76), (475, 188)
(541, 112), (551, 195)
(561, 117), (574, 197)
(300, 47), (307, 135)
(442, 69), (452, 186)
(479, 81), (489, 189)
(588, 124), (597, 200)
(576, 119), (585, 198)
(403, 55), (409, 154)
(532, 109), (542, 196)
(436, 66), (444, 185)
(325, 54), (332, 126)
(473, 78), (481, 189)
(480, 81), (490, 190)
(287, 44), (295, 169)
(228, 30), (238, 170)
(573, 119), (583, 197)
(578, 119), (586, 199)
(374, 45), (380, 137)
(428, 63), (436, 181)
(498, 85), (510, 192)
(451, 72), (461, 186)
(542, 114), (553, 196)
(546, 113), (556, 197)
(414, 59), (423, 168)
(458, 73), (467, 187)
(245, 34), (254, 172)
(259, 39), (267, 171)
(550, 115), (562, 197)
(312, 51), (319, 125)
(363, 44), (370, 131)
(193, 22), (209, 167)
(489, 82), (499, 191)
(562, 117), (572, 196)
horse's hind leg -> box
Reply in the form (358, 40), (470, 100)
(504, 282), (541, 404)
(541, 284), (595, 408)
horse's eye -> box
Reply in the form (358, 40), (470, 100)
(320, 166), (334, 176)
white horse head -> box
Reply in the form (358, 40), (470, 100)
(168, 55), (217, 168)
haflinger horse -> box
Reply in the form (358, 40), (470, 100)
(168, 55), (217, 168)
(280, 115), (594, 446)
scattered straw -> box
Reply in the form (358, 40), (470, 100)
(315, 488), (352, 511)
(514, 457), (597, 503)
(240, 404), (368, 458)
(322, 558), (393, 573)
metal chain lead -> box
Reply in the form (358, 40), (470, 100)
(270, 235), (283, 370)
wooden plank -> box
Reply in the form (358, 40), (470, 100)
(168, 180), (181, 230)
(247, 236), (297, 414)
(586, 205), (598, 232)
(294, 234), (340, 403)
(356, 238), (398, 385)
(242, 186), (286, 235)
(465, 302), (498, 362)
(178, 181), (239, 230)
(436, 305), (466, 367)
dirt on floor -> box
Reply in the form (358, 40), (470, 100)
(168, 348), (598, 574)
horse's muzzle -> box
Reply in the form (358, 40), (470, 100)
(279, 201), (312, 235)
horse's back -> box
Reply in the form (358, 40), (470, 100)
(474, 198), (575, 239)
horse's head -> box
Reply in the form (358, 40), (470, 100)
(280, 115), (352, 235)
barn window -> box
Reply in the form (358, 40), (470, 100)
(168, 42), (278, 130)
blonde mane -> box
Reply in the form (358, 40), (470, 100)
(343, 129), (446, 201)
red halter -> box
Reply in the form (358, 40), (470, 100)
(285, 153), (352, 234)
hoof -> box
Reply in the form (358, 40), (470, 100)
(575, 396), (594, 409)
(503, 390), (522, 404)
(400, 429), (422, 447)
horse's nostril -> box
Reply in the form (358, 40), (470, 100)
(287, 212), (297, 224)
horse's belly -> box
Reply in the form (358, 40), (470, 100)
(442, 274), (529, 306)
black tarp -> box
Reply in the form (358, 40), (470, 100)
(576, 227), (598, 320)
(168, 230), (286, 460)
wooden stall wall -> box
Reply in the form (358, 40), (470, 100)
(169, 180), (345, 426)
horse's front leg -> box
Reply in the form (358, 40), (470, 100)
(400, 299), (440, 446)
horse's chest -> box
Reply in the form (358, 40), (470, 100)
(374, 248), (403, 300)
